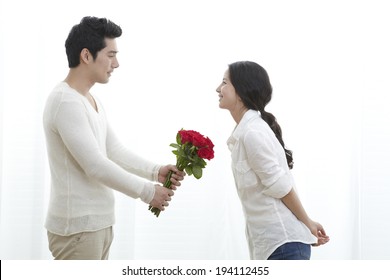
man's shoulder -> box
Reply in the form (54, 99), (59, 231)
(48, 82), (81, 103)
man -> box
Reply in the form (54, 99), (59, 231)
(43, 16), (184, 260)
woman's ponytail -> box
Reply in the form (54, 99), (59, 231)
(228, 61), (294, 169)
(260, 110), (294, 169)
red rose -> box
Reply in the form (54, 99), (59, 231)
(197, 147), (214, 160)
(149, 128), (215, 217)
(178, 130), (191, 144)
(204, 137), (214, 149)
(191, 133), (207, 148)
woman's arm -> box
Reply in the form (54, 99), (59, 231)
(282, 188), (330, 246)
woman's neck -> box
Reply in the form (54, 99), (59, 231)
(231, 107), (249, 124)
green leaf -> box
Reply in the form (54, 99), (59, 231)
(176, 132), (182, 145)
(185, 166), (193, 176)
(170, 143), (180, 149)
(192, 165), (203, 179)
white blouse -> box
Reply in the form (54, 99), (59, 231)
(43, 82), (160, 236)
(227, 110), (316, 259)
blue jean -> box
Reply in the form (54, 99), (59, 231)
(267, 242), (311, 260)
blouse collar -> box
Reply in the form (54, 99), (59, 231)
(227, 110), (260, 149)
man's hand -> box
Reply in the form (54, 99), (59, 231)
(149, 184), (174, 211)
(158, 164), (186, 190)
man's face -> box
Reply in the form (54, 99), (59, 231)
(91, 38), (119, 84)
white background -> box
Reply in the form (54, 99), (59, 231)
(1, 0), (389, 260)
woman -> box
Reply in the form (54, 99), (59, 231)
(216, 61), (329, 260)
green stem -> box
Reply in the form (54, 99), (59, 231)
(163, 171), (174, 189)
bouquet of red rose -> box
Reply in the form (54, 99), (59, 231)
(149, 129), (214, 217)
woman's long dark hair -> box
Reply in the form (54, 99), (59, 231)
(228, 61), (294, 169)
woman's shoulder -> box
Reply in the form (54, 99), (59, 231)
(243, 117), (278, 146)
(247, 116), (270, 133)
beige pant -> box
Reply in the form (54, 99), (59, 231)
(47, 227), (113, 260)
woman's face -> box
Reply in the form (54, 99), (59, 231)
(216, 69), (242, 112)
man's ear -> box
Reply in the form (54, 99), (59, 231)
(80, 48), (91, 64)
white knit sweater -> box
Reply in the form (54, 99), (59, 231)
(43, 82), (160, 236)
